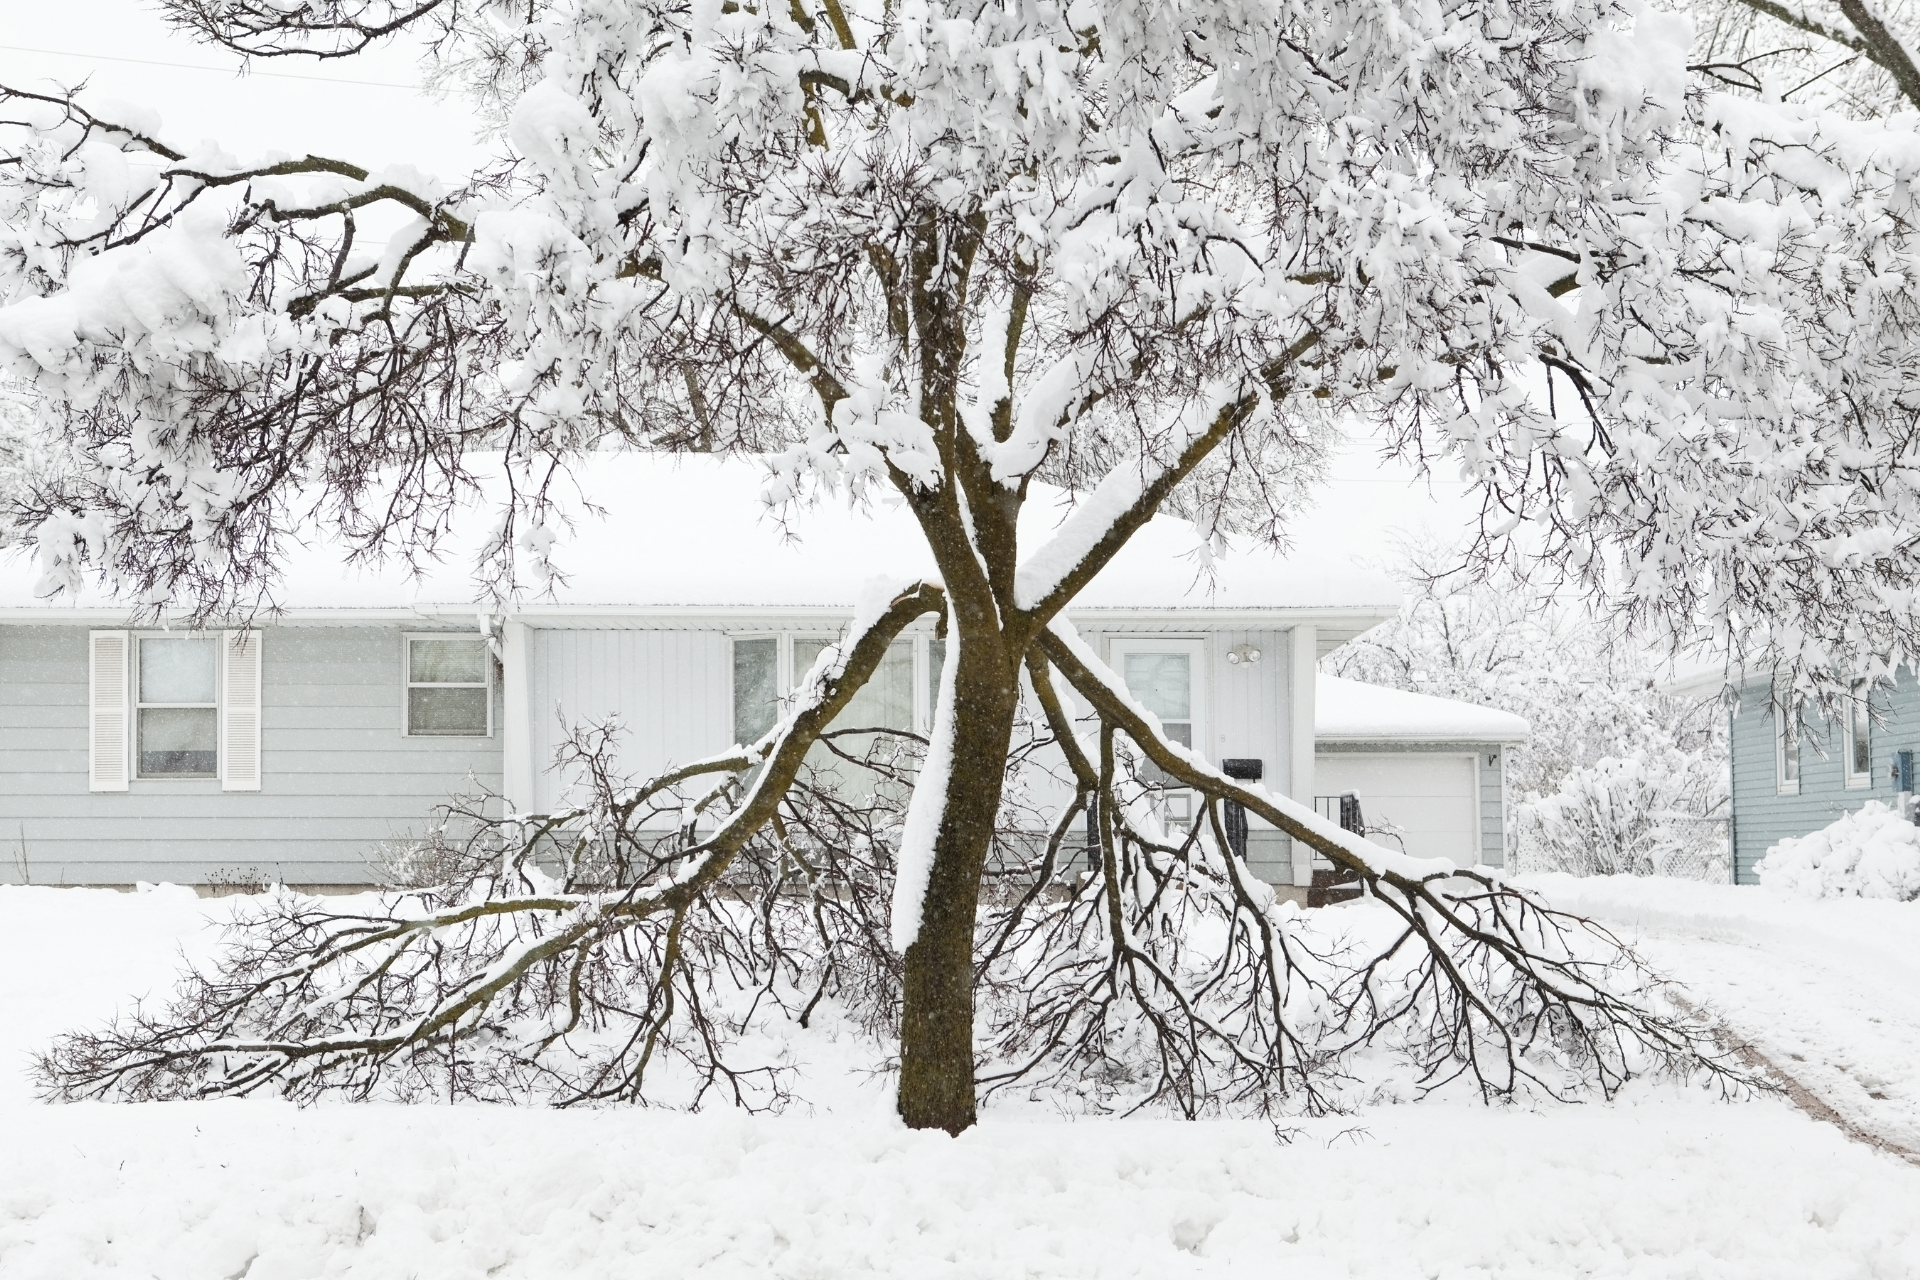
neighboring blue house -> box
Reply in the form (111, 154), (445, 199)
(1719, 672), (1919, 883)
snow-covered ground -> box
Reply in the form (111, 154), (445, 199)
(1529, 873), (1920, 1156)
(4, 882), (1920, 1278)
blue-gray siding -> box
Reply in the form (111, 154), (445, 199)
(1730, 673), (1919, 882)
(0, 625), (502, 885)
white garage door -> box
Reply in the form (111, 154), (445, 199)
(1314, 753), (1479, 867)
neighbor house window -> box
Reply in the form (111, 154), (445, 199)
(1844, 678), (1872, 790)
(137, 636), (218, 777)
(406, 636), (492, 736)
(1775, 700), (1801, 795)
(792, 636), (916, 735)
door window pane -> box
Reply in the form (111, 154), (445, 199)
(139, 706), (217, 776)
(140, 637), (217, 704)
(1122, 651), (1191, 745)
(733, 637), (778, 745)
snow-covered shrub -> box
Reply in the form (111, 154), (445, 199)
(1517, 749), (1728, 880)
(1755, 802), (1920, 901)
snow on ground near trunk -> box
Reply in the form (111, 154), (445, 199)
(5, 885), (1920, 1278)
(1526, 874), (1920, 1155)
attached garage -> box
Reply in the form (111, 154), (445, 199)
(1314, 676), (1530, 869)
(1315, 752), (1481, 866)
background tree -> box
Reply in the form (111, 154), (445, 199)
(1325, 542), (1728, 878)
(6, 0), (1909, 1129)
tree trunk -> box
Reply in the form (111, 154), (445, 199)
(895, 629), (1021, 1134)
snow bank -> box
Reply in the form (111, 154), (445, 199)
(5, 884), (1920, 1278)
(10, 1095), (1920, 1280)
(1755, 801), (1920, 900)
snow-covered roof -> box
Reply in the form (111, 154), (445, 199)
(0, 453), (1402, 622)
(1316, 674), (1529, 744)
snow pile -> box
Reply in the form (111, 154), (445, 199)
(1755, 802), (1920, 901)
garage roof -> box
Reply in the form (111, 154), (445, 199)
(1316, 674), (1529, 745)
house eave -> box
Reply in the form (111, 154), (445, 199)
(1316, 735), (1527, 751)
(0, 602), (1399, 629)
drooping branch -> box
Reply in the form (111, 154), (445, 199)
(1028, 628), (1733, 1099)
(38, 581), (944, 1101)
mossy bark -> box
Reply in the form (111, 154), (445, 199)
(894, 625), (1020, 1135)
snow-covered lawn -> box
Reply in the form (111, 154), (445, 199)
(4, 883), (1920, 1279)
(1531, 873), (1920, 1156)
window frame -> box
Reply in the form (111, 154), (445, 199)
(1843, 677), (1873, 791)
(1775, 698), (1802, 796)
(729, 630), (936, 748)
(1107, 636), (1210, 760)
(727, 631), (786, 749)
(402, 632), (495, 739)
(132, 632), (222, 781)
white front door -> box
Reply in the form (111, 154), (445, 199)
(1110, 637), (1208, 832)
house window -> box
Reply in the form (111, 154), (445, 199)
(1844, 679), (1872, 790)
(1775, 701), (1801, 795)
(733, 636), (780, 746)
(732, 634), (929, 745)
(793, 637), (916, 735)
(137, 636), (218, 777)
(406, 636), (492, 736)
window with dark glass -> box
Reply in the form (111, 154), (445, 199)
(407, 637), (491, 736)
(137, 636), (218, 777)
(1845, 678), (1872, 787)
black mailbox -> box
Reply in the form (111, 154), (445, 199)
(1219, 759), (1263, 859)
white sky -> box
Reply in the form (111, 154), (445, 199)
(0, 1), (1484, 567)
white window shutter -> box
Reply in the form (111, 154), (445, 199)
(221, 630), (262, 792)
(88, 630), (130, 792)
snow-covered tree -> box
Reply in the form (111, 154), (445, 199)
(6, 0), (1892, 1128)
(1324, 543), (1728, 877)
(0, 383), (38, 550)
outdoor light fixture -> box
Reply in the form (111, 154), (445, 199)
(1225, 644), (1262, 665)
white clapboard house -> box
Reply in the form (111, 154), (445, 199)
(0, 455), (1525, 890)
